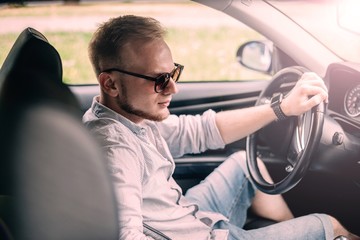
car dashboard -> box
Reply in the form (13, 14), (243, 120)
(326, 62), (360, 137)
(315, 62), (360, 183)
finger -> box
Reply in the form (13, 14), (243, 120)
(305, 94), (326, 109)
(303, 85), (329, 107)
(299, 72), (328, 90)
(296, 80), (328, 101)
(301, 85), (328, 98)
(297, 81), (328, 96)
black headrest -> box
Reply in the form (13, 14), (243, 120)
(0, 27), (79, 113)
(0, 27), (62, 84)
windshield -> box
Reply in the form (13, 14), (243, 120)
(268, 0), (360, 63)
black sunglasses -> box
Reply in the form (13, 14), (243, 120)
(102, 63), (184, 93)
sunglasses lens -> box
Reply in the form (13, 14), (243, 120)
(155, 73), (170, 93)
(171, 66), (181, 82)
(154, 64), (183, 93)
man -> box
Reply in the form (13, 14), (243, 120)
(83, 15), (358, 240)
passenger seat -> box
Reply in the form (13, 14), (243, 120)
(0, 27), (118, 240)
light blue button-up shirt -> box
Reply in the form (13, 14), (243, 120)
(83, 96), (228, 240)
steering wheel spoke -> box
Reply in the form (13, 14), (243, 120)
(286, 113), (307, 165)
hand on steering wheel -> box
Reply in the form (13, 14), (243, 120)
(281, 71), (328, 117)
(246, 66), (327, 194)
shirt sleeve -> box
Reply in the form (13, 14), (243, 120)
(84, 119), (154, 240)
(156, 109), (225, 158)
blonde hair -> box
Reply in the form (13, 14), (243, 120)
(88, 15), (166, 77)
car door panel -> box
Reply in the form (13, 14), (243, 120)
(170, 81), (267, 115)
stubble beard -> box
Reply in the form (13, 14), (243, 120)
(117, 82), (169, 122)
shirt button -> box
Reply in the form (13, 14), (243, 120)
(139, 128), (146, 136)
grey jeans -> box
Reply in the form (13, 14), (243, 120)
(185, 151), (334, 240)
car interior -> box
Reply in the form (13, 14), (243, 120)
(2, 0), (360, 238)
(2, 1), (360, 238)
(0, 27), (285, 239)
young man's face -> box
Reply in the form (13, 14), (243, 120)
(111, 38), (179, 123)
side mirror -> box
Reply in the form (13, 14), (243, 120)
(236, 41), (273, 74)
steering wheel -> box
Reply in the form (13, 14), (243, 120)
(246, 66), (325, 194)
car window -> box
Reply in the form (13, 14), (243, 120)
(0, 1), (271, 84)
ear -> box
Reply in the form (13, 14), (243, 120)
(99, 72), (119, 97)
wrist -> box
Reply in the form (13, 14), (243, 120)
(279, 100), (289, 116)
(270, 93), (288, 121)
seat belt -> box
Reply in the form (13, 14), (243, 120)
(143, 223), (172, 240)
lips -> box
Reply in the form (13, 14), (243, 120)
(158, 99), (171, 107)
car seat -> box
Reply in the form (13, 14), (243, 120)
(0, 27), (118, 240)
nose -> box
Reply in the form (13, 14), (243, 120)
(163, 78), (179, 95)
